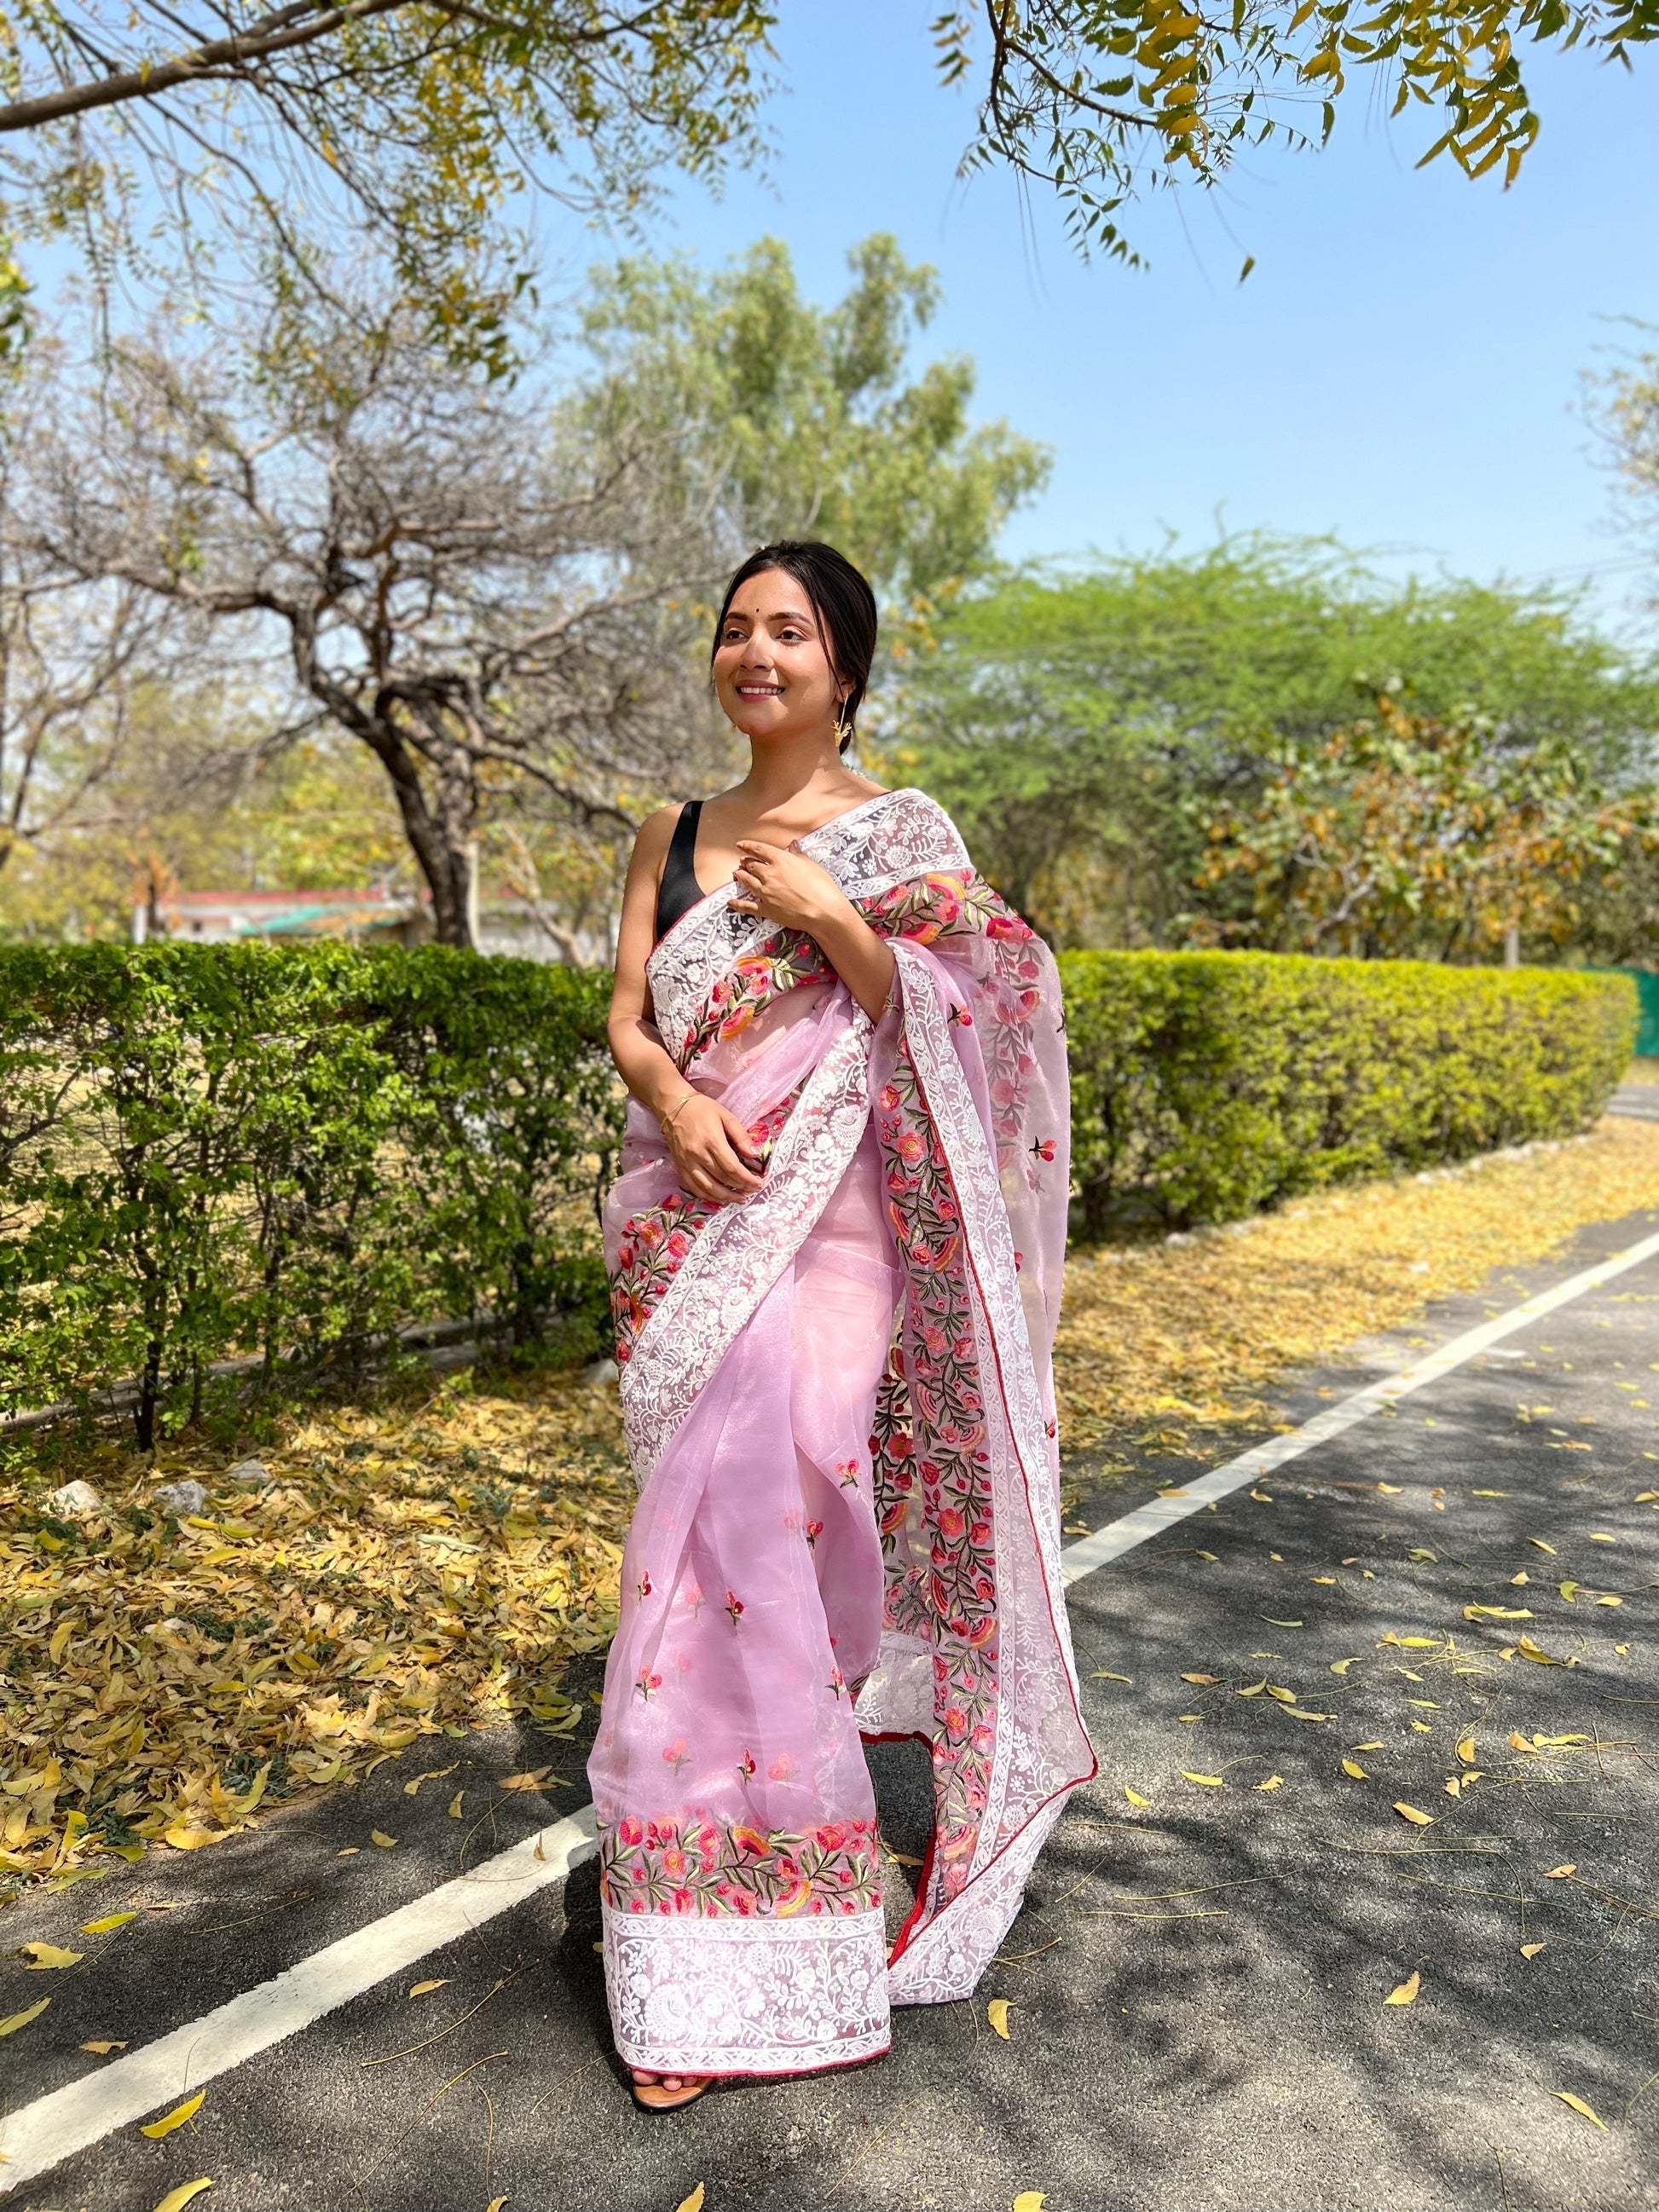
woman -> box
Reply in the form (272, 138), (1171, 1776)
(591, 540), (1094, 2110)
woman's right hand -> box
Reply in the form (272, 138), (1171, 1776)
(662, 1093), (766, 1203)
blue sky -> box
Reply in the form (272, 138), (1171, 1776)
(549, 5), (1659, 632)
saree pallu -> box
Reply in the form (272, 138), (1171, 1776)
(589, 788), (1095, 2079)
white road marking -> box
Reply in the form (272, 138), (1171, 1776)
(1056, 1225), (1659, 1584)
(4, 1222), (1656, 2196)
(0, 1813), (598, 2196)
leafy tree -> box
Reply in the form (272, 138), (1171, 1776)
(1194, 694), (1654, 961)
(887, 537), (1659, 949)
(571, 234), (1049, 616)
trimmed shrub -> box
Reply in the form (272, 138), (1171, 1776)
(1, 943), (1635, 1438)
(0, 944), (619, 1447)
(1060, 950), (1635, 1237)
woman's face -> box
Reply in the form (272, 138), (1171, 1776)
(712, 569), (846, 745)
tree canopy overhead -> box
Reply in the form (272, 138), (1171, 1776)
(2, 0), (1656, 350)
(939, 0), (1659, 265)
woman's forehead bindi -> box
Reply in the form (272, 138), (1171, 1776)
(725, 596), (818, 630)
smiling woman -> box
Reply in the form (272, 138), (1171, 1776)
(589, 540), (1094, 2107)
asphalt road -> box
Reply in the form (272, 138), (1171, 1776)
(3, 1205), (1658, 2212)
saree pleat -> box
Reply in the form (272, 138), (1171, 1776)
(591, 789), (1095, 2078)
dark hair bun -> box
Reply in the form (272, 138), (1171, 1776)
(711, 542), (878, 753)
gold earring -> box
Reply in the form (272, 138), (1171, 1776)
(833, 701), (853, 747)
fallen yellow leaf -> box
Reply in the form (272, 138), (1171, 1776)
(1543, 1863), (1576, 1880)
(1394, 1803), (1435, 1826)
(1262, 1618), (1304, 1628)
(485, 2200), (509, 2212)
(0, 1998), (49, 2037)
(1596, 1595), (1623, 1607)
(1528, 1538), (1557, 1554)
(1237, 1679), (1267, 1698)
(1266, 1686), (1297, 1705)
(1377, 1483), (1403, 1494)
(1515, 1637), (1557, 1664)
(21, 1943), (83, 1970)
(1182, 1772), (1224, 1787)
(153, 2184), (214, 2212)
(370, 1831), (398, 1848)
(1013, 2196), (1048, 2212)
(80, 1910), (140, 1935)
(140, 2091), (205, 2140)
(1180, 1672), (1219, 1685)
(403, 1764), (460, 1798)
(1465, 1605), (1531, 1620)
(1352, 1741), (1384, 1752)
(1254, 1776), (1284, 1791)
(1329, 1658), (1359, 1675)
(447, 1791), (465, 1819)
(1520, 1942), (1546, 1960)
(1091, 1671), (1132, 1684)
(1384, 1970), (1420, 2007)
(408, 1979), (448, 1997)
(498, 1769), (555, 1793)
(163, 1823), (227, 1851)
(987, 1998), (1013, 2040)
(1342, 1759), (1368, 1779)
(1456, 1736), (1477, 1764)
(1510, 1571), (1529, 1585)
(676, 2188), (706, 2212)
(1553, 2091), (1606, 2132)
(82, 2036), (129, 2052)
(1124, 1786), (1151, 1808)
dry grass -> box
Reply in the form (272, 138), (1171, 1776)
(1054, 1115), (1659, 1453)
(7, 1112), (1659, 1895)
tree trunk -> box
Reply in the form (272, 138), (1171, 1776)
(358, 719), (477, 949)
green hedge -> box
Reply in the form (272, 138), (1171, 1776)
(1060, 950), (1635, 1237)
(0, 944), (1635, 1443)
(0, 944), (619, 1447)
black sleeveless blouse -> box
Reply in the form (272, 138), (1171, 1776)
(655, 799), (705, 942)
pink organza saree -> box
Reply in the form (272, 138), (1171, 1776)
(589, 788), (1095, 2079)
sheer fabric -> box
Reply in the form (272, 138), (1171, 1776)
(590, 788), (1094, 2078)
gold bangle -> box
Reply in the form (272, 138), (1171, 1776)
(660, 1091), (697, 1133)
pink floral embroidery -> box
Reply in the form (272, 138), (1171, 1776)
(725, 1590), (744, 1627)
(600, 1815), (881, 1917)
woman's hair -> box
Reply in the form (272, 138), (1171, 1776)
(711, 540), (878, 753)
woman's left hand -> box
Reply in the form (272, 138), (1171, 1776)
(729, 841), (850, 934)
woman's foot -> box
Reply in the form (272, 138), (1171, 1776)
(631, 2068), (713, 2111)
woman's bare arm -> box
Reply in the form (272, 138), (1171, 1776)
(608, 810), (766, 1204)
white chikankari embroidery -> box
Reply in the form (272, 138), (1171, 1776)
(602, 1903), (891, 2076)
(644, 789), (968, 1070)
